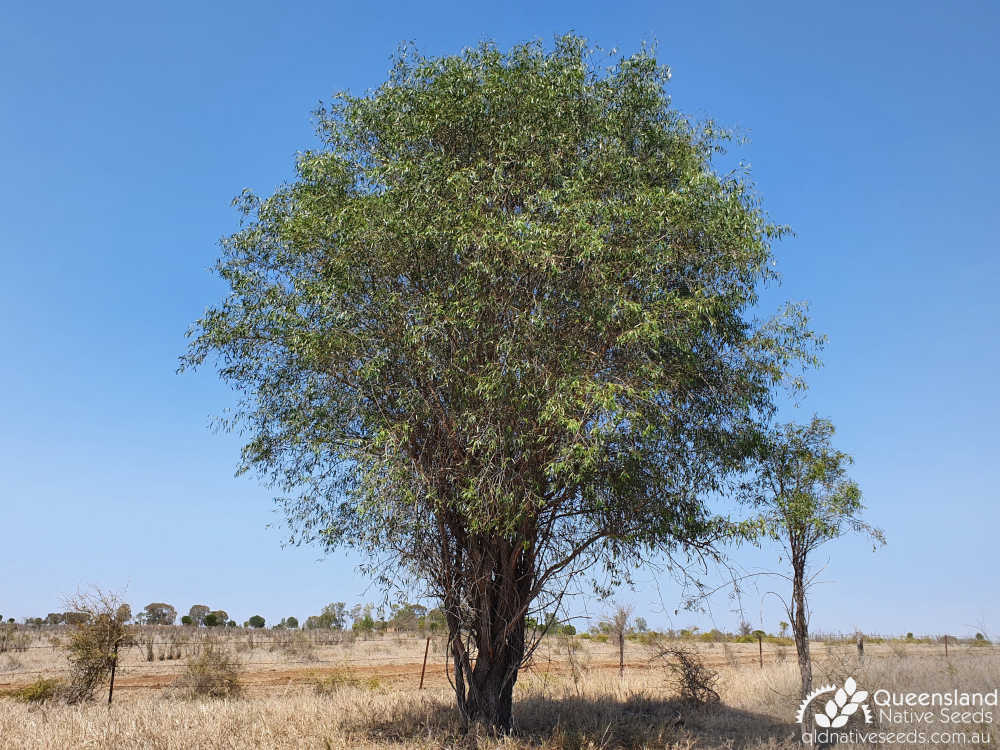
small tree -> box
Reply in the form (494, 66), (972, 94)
(609, 605), (632, 678)
(180, 615), (193, 626)
(746, 417), (885, 697)
(285, 616), (299, 629)
(352, 608), (375, 639)
(312, 602), (347, 630)
(248, 615), (265, 629)
(778, 621), (789, 638)
(203, 613), (220, 627)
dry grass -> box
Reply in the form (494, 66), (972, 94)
(0, 634), (996, 749)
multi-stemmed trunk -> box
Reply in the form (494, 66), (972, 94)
(442, 532), (533, 734)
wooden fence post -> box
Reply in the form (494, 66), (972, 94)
(758, 633), (763, 668)
(618, 630), (625, 678)
(419, 636), (430, 690)
(108, 641), (119, 706)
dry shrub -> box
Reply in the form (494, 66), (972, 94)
(62, 589), (136, 704)
(0, 624), (30, 654)
(269, 630), (317, 661)
(177, 644), (243, 698)
(656, 644), (720, 705)
(311, 669), (380, 695)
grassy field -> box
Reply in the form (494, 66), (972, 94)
(1, 630), (996, 749)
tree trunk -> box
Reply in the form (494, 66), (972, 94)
(442, 534), (532, 734)
(465, 633), (524, 732)
(791, 559), (812, 698)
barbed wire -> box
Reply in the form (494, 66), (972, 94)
(2, 637), (442, 650)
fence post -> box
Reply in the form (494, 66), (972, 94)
(618, 630), (625, 678)
(758, 632), (763, 668)
(856, 633), (864, 665)
(944, 635), (949, 658)
(108, 641), (119, 706)
(419, 636), (430, 690)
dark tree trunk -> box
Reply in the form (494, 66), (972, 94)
(442, 533), (533, 734)
(791, 557), (812, 698)
(465, 628), (524, 732)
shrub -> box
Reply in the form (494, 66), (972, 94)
(656, 644), (720, 705)
(312, 669), (380, 695)
(560, 624), (576, 636)
(285, 616), (299, 629)
(203, 613), (219, 627)
(9, 678), (64, 704)
(177, 644), (242, 698)
(181, 615), (193, 626)
(62, 589), (136, 704)
(248, 615), (265, 629)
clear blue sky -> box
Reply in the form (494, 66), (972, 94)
(2, 1), (997, 635)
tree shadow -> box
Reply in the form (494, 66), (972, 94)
(356, 691), (799, 748)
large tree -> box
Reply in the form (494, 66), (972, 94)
(184, 36), (817, 730)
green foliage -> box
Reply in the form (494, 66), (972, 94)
(352, 613), (375, 636)
(747, 417), (886, 554)
(140, 603), (177, 626)
(8, 678), (64, 704)
(180, 615), (193, 626)
(285, 616), (299, 629)
(248, 615), (265, 629)
(306, 602), (347, 630)
(184, 31), (816, 582)
(188, 605), (210, 627)
(560, 624), (577, 636)
(203, 614), (219, 627)
(389, 602), (427, 632)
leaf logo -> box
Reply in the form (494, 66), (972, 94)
(813, 677), (869, 728)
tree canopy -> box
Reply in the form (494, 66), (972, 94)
(184, 34), (819, 729)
